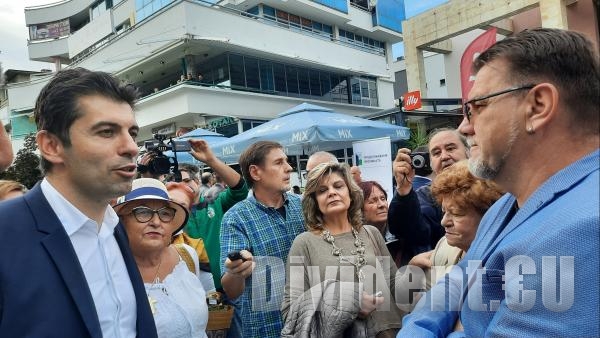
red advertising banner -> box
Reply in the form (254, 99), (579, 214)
(402, 90), (422, 111)
(460, 28), (497, 101)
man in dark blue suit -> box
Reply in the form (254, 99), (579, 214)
(0, 68), (157, 337)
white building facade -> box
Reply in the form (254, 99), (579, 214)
(8, 0), (405, 144)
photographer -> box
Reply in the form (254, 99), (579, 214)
(388, 128), (469, 264)
(180, 139), (249, 293)
(137, 151), (169, 181)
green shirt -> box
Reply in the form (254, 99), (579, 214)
(185, 181), (249, 290)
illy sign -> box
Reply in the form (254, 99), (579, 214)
(402, 90), (422, 111)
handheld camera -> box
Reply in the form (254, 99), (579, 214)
(409, 152), (431, 171)
(139, 134), (191, 181)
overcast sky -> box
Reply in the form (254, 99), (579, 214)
(0, 0), (447, 72)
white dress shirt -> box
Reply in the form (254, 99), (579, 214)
(41, 179), (137, 338)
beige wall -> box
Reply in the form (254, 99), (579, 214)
(567, 0), (599, 51)
(512, 0), (598, 51)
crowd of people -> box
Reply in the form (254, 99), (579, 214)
(0, 28), (598, 338)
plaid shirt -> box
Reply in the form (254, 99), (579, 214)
(220, 192), (304, 338)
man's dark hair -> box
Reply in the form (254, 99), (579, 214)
(474, 28), (600, 135)
(238, 141), (283, 188)
(34, 68), (139, 172)
(179, 163), (200, 181)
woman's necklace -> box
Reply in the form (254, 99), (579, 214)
(321, 225), (367, 282)
(147, 253), (163, 315)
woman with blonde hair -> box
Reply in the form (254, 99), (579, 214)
(282, 162), (403, 337)
(0, 180), (27, 201)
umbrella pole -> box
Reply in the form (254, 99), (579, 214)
(296, 155), (303, 188)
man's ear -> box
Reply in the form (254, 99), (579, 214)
(249, 164), (261, 183)
(36, 130), (65, 166)
(525, 83), (559, 131)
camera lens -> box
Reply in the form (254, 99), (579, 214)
(149, 155), (172, 175)
(412, 154), (425, 169)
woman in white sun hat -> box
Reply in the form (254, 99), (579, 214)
(114, 178), (210, 338)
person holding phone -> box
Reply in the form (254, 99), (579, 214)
(220, 141), (305, 338)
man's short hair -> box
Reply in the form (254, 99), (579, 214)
(201, 172), (213, 185)
(428, 128), (469, 151)
(306, 151), (338, 171)
(34, 68), (139, 172)
(239, 141), (283, 188)
(474, 28), (599, 135)
(178, 163), (199, 181)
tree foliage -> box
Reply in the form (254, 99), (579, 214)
(406, 127), (429, 151)
(0, 134), (42, 188)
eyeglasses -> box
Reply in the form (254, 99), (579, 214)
(463, 84), (536, 122)
(130, 206), (176, 223)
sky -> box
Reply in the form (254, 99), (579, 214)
(0, 0), (448, 72)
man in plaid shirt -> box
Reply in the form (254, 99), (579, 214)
(220, 141), (305, 338)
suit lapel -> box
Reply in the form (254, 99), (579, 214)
(26, 184), (103, 338)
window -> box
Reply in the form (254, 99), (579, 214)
(244, 57), (260, 90)
(229, 54), (245, 87)
(273, 63), (287, 93)
(263, 5), (276, 17)
(259, 61), (274, 91)
(286, 66), (299, 95)
(297, 68), (310, 96)
(309, 70), (321, 97)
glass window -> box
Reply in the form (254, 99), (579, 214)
(309, 71), (321, 97)
(263, 5), (275, 17)
(286, 66), (299, 95)
(361, 80), (369, 98)
(276, 10), (289, 21)
(247, 6), (259, 15)
(244, 57), (260, 90)
(323, 24), (333, 35)
(259, 61), (274, 91)
(273, 63), (287, 93)
(320, 72), (331, 99)
(297, 68), (310, 96)
(301, 17), (312, 31)
(351, 78), (361, 104)
(289, 14), (301, 27)
(229, 54), (245, 87)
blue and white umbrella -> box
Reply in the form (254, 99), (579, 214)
(164, 128), (228, 164)
(211, 103), (410, 163)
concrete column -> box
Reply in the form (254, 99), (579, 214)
(184, 54), (196, 79)
(539, 0), (568, 29)
(402, 20), (428, 96)
(52, 57), (62, 72)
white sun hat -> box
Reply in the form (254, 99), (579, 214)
(113, 178), (189, 234)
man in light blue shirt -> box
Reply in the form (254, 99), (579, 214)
(0, 68), (157, 337)
(399, 28), (599, 337)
